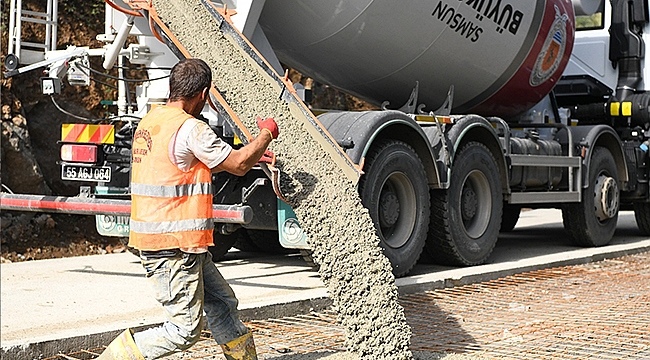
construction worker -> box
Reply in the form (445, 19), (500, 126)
(97, 58), (278, 360)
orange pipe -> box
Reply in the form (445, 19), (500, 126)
(104, 0), (143, 17)
(148, 13), (164, 44)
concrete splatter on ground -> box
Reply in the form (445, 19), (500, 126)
(153, 0), (412, 358)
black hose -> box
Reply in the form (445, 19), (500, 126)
(49, 96), (141, 124)
(76, 62), (170, 83)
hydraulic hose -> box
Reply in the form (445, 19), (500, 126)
(104, 0), (143, 17)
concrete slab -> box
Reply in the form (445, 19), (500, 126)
(0, 249), (325, 346)
(1, 209), (649, 358)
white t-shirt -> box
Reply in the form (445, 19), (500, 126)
(169, 118), (233, 172)
(169, 118), (233, 254)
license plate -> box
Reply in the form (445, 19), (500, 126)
(61, 164), (112, 182)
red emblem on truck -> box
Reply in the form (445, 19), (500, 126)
(530, 5), (569, 87)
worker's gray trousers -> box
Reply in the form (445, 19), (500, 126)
(132, 251), (249, 359)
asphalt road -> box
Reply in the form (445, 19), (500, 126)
(409, 208), (649, 276)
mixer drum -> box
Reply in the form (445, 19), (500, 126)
(259, 0), (575, 118)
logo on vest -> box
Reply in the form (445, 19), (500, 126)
(133, 129), (152, 163)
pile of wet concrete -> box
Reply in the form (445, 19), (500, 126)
(153, 0), (413, 358)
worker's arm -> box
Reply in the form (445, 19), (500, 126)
(215, 132), (271, 175)
(215, 117), (278, 176)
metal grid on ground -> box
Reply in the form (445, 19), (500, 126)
(47, 251), (650, 359)
(403, 255), (650, 359)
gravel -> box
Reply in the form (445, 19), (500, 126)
(152, 0), (412, 358)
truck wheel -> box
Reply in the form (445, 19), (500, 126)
(562, 147), (619, 246)
(427, 142), (502, 266)
(633, 202), (650, 236)
(233, 231), (261, 252)
(359, 139), (430, 277)
(209, 231), (238, 261)
(247, 229), (294, 254)
(501, 204), (521, 232)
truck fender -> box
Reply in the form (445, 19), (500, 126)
(317, 110), (440, 188)
(442, 115), (509, 194)
(559, 125), (629, 188)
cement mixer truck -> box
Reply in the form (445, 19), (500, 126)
(2, 0), (649, 276)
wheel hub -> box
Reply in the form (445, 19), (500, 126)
(379, 190), (400, 228)
(376, 172), (416, 249)
(461, 186), (478, 221)
(594, 174), (619, 221)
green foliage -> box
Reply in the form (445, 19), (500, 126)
(576, 13), (603, 30)
(60, 0), (105, 28)
(1, 0), (11, 34)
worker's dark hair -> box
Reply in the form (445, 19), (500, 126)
(168, 58), (212, 102)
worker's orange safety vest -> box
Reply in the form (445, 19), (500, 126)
(129, 106), (214, 251)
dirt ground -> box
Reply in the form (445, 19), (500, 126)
(0, 212), (124, 263)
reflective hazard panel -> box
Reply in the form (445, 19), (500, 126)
(62, 124), (114, 144)
(233, 133), (243, 145)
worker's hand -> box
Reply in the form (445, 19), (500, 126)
(257, 116), (279, 140)
(258, 149), (276, 165)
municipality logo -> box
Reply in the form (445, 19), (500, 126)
(282, 218), (304, 244)
(530, 5), (569, 87)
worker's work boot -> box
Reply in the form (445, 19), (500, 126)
(220, 331), (258, 360)
(96, 329), (144, 360)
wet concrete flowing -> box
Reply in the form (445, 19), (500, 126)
(152, 0), (412, 358)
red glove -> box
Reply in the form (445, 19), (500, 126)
(258, 149), (276, 165)
(257, 116), (279, 140)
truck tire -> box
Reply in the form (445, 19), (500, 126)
(501, 204), (522, 232)
(427, 142), (502, 266)
(359, 139), (430, 277)
(247, 229), (294, 254)
(562, 147), (619, 246)
(232, 232), (261, 252)
(633, 202), (650, 236)
(209, 231), (238, 261)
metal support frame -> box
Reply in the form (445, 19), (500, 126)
(241, 178), (269, 204)
(490, 120), (583, 204)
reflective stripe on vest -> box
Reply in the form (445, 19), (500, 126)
(130, 218), (214, 234)
(131, 182), (213, 197)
